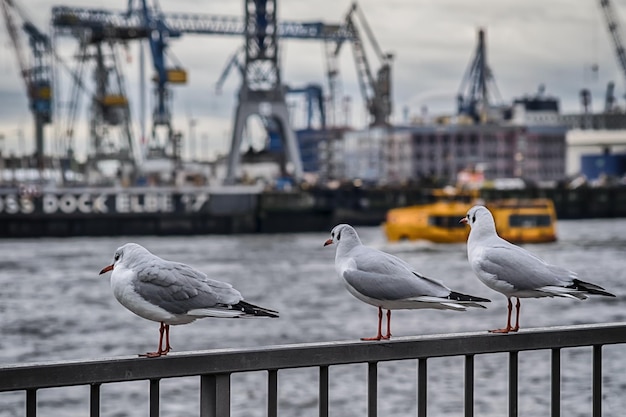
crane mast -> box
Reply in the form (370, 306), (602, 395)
(599, 0), (626, 105)
(1, 0), (52, 170)
(457, 28), (502, 123)
(331, 2), (393, 126)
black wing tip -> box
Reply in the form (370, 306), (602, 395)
(448, 291), (491, 303)
(571, 279), (616, 298)
(235, 301), (280, 318)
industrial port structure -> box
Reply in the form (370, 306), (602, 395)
(3, 0), (626, 185)
(1, 0), (626, 237)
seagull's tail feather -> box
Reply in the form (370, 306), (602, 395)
(569, 279), (616, 297)
(448, 291), (491, 303)
(233, 301), (280, 318)
(448, 291), (491, 305)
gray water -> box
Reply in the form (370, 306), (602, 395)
(0, 219), (625, 417)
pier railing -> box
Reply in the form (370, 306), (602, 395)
(1, 322), (625, 417)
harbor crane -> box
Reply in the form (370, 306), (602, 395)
(598, 0), (626, 111)
(1, 0), (52, 170)
(457, 28), (503, 123)
(52, 1), (354, 184)
(328, 2), (393, 126)
(52, 19), (139, 183)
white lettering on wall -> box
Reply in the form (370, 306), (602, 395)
(0, 192), (195, 215)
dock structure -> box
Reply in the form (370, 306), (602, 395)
(1, 322), (625, 417)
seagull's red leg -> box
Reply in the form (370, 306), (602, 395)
(142, 322), (166, 358)
(489, 297), (513, 333)
(163, 324), (172, 353)
(382, 310), (392, 340)
(362, 307), (384, 341)
(511, 298), (521, 332)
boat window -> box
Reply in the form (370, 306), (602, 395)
(509, 215), (552, 228)
(428, 216), (467, 228)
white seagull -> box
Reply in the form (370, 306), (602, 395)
(461, 205), (615, 333)
(324, 224), (490, 341)
(100, 243), (278, 357)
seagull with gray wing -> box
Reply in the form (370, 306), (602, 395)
(461, 205), (615, 333)
(100, 243), (278, 357)
(324, 224), (490, 341)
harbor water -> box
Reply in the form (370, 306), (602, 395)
(0, 219), (625, 417)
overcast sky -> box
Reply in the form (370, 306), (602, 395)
(0, 0), (624, 159)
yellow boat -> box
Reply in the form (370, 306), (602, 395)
(383, 191), (557, 244)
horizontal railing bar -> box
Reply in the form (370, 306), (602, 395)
(1, 322), (625, 392)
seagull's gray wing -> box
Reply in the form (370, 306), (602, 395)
(475, 241), (576, 291)
(343, 246), (450, 300)
(133, 259), (243, 314)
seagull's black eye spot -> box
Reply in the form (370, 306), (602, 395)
(114, 253), (120, 261)
(337, 231), (341, 241)
(472, 214), (476, 223)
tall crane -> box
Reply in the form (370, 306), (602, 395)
(599, 0), (626, 109)
(1, 0), (52, 170)
(52, 1), (354, 183)
(457, 28), (502, 123)
(328, 2), (393, 126)
(126, 0), (187, 166)
(53, 22), (139, 183)
(52, 3), (353, 172)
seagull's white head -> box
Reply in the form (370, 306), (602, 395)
(460, 205), (497, 236)
(99, 243), (152, 275)
(323, 223), (362, 249)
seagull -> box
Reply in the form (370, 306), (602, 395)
(323, 224), (490, 341)
(99, 243), (279, 357)
(461, 205), (615, 333)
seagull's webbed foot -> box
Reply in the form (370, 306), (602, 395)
(489, 298), (516, 334)
(361, 307), (387, 341)
(361, 335), (383, 341)
(140, 322), (171, 357)
(140, 351), (166, 358)
(489, 327), (513, 334)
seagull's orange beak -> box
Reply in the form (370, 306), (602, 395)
(459, 217), (468, 224)
(99, 264), (114, 275)
(323, 238), (334, 247)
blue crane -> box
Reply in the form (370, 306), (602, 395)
(1, 0), (53, 169)
(52, 1), (353, 167)
(51, 5), (353, 41)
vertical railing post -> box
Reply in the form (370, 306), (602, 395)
(551, 349), (561, 417)
(593, 345), (602, 417)
(418, 358), (427, 417)
(319, 365), (329, 417)
(267, 370), (278, 417)
(368, 362), (377, 417)
(509, 352), (518, 417)
(149, 379), (160, 417)
(464, 355), (474, 417)
(200, 374), (231, 417)
(90, 383), (101, 417)
(26, 389), (36, 417)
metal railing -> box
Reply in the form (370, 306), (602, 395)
(1, 322), (625, 417)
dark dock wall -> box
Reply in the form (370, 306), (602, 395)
(0, 186), (625, 237)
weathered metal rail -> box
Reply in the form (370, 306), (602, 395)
(1, 322), (625, 417)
